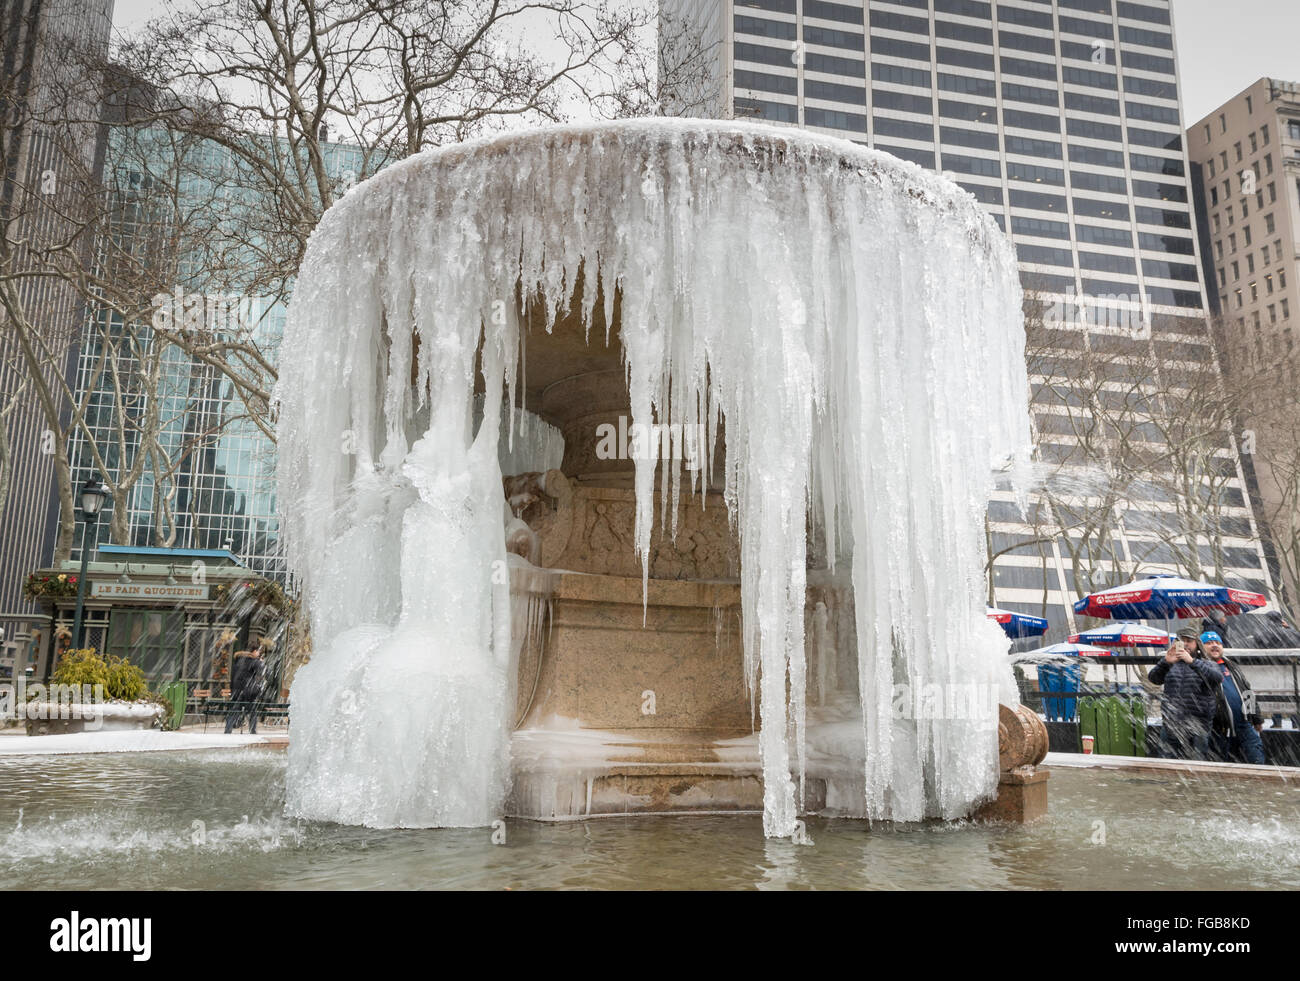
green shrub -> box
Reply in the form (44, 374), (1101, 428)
(52, 649), (147, 701)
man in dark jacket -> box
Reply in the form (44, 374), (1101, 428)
(224, 647), (266, 734)
(1148, 627), (1222, 760)
(1203, 630), (1267, 765)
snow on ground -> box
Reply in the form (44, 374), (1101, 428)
(0, 729), (285, 756)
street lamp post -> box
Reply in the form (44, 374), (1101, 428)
(70, 473), (110, 650)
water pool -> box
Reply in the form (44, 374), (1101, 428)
(2, 751), (1296, 890)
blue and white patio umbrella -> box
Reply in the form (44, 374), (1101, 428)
(1073, 574), (1267, 621)
(987, 607), (1049, 638)
(1022, 641), (1114, 658)
(1067, 622), (1172, 648)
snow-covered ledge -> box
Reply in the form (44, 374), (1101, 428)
(22, 700), (163, 736)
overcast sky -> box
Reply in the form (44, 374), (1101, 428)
(111, 0), (1299, 127)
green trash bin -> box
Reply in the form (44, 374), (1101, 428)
(160, 681), (187, 731)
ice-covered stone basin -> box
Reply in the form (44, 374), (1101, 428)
(276, 118), (1034, 835)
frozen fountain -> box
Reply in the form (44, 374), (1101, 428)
(275, 119), (1035, 837)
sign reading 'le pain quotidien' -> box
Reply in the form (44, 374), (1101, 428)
(89, 581), (210, 602)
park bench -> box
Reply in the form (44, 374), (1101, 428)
(198, 696), (290, 731)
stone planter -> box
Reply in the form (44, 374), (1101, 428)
(22, 700), (164, 736)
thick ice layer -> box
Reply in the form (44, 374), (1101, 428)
(276, 119), (1032, 833)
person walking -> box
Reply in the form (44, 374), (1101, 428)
(1203, 630), (1267, 765)
(1147, 627), (1222, 760)
(224, 644), (266, 734)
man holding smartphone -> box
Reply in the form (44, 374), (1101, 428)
(1147, 627), (1223, 760)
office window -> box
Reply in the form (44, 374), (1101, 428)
(808, 79), (867, 104)
(806, 0), (864, 24)
(1134, 205), (1188, 228)
(807, 51), (866, 76)
(1004, 108), (1059, 132)
(1247, 254), (1255, 274)
(1244, 226), (1252, 246)
(1075, 197), (1129, 221)
(1281, 270), (1288, 290)
(1265, 154), (1274, 174)
(998, 4), (1052, 29)
(1215, 241), (1223, 260)
(734, 97), (799, 122)
(1117, 1), (1170, 25)
(735, 70), (798, 95)
(735, 42), (798, 67)
(1265, 273), (1274, 294)
(1219, 113), (1227, 133)
(1229, 233), (1237, 251)
(1262, 125), (1270, 146)
(1132, 180), (1186, 204)
(1262, 244), (1271, 264)
(1268, 303), (1276, 322)
(1007, 161), (1064, 185)
(1129, 152), (1183, 177)
(940, 125), (999, 150)
(1072, 170), (1127, 194)
(1231, 261), (1239, 280)
(804, 25), (864, 50)
(875, 89), (930, 112)
(1265, 213), (1276, 234)
(1250, 133), (1258, 153)
(1143, 259), (1198, 282)
(734, 15), (798, 40)
(933, 0), (992, 18)
(1126, 101), (1180, 126)
(1217, 268), (1226, 288)
(1003, 82), (1058, 106)
(871, 63), (930, 88)
(874, 116), (932, 141)
(1011, 216), (1071, 240)
(1269, 182), (1277, 203)
(1283, 299), (1291, 319)
(1061, 66), (1117, 90)
(936, 47), (995, 72)
(945, 154), (1002, 178)
(807, 106), (867, 131)
(1002, 56), (1058, 82)
(1009, 189), (1068, 213)
(1202, 124), (1212, 142)
(1076, 223), (1131, 247)
(1016, 243), (1074, 268)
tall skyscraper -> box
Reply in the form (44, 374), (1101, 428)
(1189, 78), (1300, 373)
(0, 0), (114, 664)
(1188, 78), (1300, 610)
(663, 0), (1277, 637)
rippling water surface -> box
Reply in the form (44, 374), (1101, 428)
(1, 751), (1296, 889)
